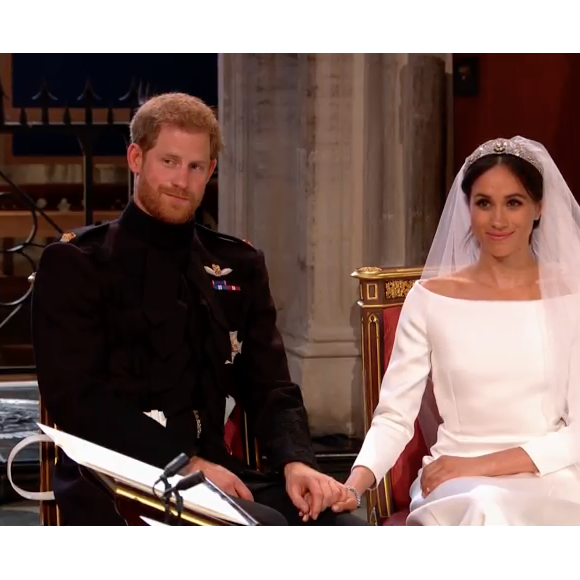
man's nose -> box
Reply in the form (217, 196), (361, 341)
(170, 168), (189, 190)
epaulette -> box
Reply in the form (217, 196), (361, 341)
(58, 220), (113, 246)
(195, 223), (257, 250)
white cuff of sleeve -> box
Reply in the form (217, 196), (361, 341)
(520, 431), (575, 477)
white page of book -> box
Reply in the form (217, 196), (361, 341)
(37, 423), (249, 525)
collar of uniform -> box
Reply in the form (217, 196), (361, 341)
(119, 198), (196, 253)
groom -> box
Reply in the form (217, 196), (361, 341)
(31, 92), (366, 526)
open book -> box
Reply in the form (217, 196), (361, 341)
(37, 423), (252, 525)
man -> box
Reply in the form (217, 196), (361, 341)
(32, 92), (365, 526)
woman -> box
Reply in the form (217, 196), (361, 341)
(333, 136), (580, 525)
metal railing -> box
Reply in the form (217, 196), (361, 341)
(0, 76), (141, 340)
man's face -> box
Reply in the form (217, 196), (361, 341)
(128, 125), (217, 224)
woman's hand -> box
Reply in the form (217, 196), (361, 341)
(331, 465), (376, 513)
(420, 455), (484, 497)
(331, 487), (359, 513)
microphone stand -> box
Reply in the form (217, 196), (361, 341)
(163, 489), (173, 525)
(161, 471), (206, 525)
(152, 453), (190, 525)
(153, 455), (259, 526)
(154, 482), (180, 525)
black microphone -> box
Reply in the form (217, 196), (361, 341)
(161, 453), (190, 479)
(162, 471), (206, 499)
(154, 453), (190, 489)
(167, 470), (206, 494)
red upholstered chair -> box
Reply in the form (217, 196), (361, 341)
(39, 399), (259, 526)
(224, 403), (262, 470)
(351, 266), (431, 526)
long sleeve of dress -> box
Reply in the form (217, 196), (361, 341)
(520, 332), (580, 476)
(351, 283), (432, 487)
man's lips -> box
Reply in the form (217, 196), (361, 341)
(163, 192), (189, 202)
(486, 232), (513, 241)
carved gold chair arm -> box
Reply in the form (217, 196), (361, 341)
(351, 265), (423, 525)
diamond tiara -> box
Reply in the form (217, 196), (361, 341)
(465, 138), (543, 175)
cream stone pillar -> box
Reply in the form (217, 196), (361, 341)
(218, 54), (450, 437)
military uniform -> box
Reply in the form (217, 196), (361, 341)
(32, 200), (364, 526)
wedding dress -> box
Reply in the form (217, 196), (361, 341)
(353, 281), (580, 525)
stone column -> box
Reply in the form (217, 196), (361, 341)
(218, 53), (450, 437)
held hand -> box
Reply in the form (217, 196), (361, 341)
(330, 488), (359, 513)
(420, 455), (484, 497)
(184, 457), (254, 501)
(331, 466), (375, 513)
(284, 462), (349, 522)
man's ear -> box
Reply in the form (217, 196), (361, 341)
(127, 143), (143, 174)
(207, 158), (217, 183)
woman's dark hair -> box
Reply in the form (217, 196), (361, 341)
(460, 154), (543, 248)
(461, 153), (543, 203)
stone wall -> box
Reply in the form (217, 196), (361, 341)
(218, 53), (452, 437)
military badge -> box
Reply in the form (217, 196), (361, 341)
(212, 280), (241, 292)
(60, 232), (76, 243)
(204, 263), (233, 277)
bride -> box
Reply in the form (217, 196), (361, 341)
(333, 136), (580, 525)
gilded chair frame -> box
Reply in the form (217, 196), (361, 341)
(351, 266), (423, 525)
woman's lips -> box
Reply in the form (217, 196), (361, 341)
(486, 232), (513, 241)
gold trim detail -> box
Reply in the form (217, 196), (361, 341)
(351, 266), (423, 281)
(353, 264), (424, 524)
(385, 279), (415, 300)
(114, 487), (217, 526)
(59, 232), (76, 243)
(366, 283), (378, 301)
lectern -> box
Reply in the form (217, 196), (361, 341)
(10, 423), (258, 526)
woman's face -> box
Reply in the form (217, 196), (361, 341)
(469, 164), (541, 260)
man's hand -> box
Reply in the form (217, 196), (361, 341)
(330, 488), (358, 513)
(284, 462), (349, 521)
(420, 455), (484, 497)
(183, 457), (254, 501)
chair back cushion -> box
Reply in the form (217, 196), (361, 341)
(224, 405), (245, 459)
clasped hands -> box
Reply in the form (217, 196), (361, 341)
(283, 462), (358, 521)
(184, 457), (358, 521)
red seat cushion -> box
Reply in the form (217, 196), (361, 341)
(381, 510), (409, 526)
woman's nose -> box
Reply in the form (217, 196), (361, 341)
(490, 207), (508, 230)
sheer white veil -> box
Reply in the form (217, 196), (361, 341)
(418, 136), (580, 442)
